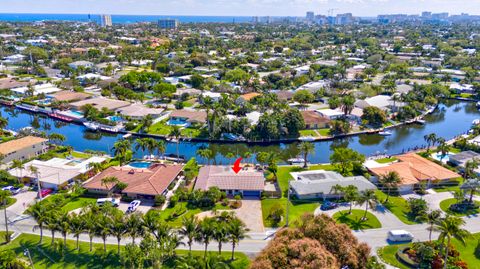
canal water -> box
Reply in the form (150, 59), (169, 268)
(1, 100), (478, 164)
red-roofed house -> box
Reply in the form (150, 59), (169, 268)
(83, 163), (184, 199)
(195, 165), (265, 197)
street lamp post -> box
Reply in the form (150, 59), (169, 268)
(24, 248), (35, 269)
(286, 180), (291, 227)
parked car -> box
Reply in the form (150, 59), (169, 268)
(1, 186), (20, 195)
(320, 201), (338, 211)
(39, 188), (53, 198)
(387, 230), (414, 242)
(96, 198), (120, 207)
(127, 200), (141, 213)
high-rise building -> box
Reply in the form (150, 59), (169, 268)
(158, 19), (179, 30)
(100, 14), (112, 27)
(336, 13), (354, 25)
(306, 11), (315, 21)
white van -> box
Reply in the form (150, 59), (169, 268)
(96, 198), (120, 207)
(387, 230), (414, 242)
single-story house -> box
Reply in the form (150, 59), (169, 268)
(11, 83), (62, 96)
(50, 91), (90, 102)
(296, 81), (329, 94)
(449, 151), (480, 168)
(173, 88), (202, 99)
(9, 156), (106, 190)
(0, 136), (48, 163)
(0, 78), (30, 90)
(274, 90), (294, 101)
(369, 153), (461, 193)
(169, 109), (207, 125)
(449, 83), (474, 94)
(316, 109), (344, 120)
(300, 111), (330, 129)
(236, 92), (261, 105)
(83, 164), (184, 199)
(355, 95), (400, 111)
(77, 73), (112, 84)
(289, 170), (376, 200)
(116, 104), (164, 120)
(70, 97), (130, 111)
(68, 60), (94, 70)
(194, 165), (265, 197)
(200, 91), (222, 102)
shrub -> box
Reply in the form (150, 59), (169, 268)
(169, 195), (178, 208)
(154, 195), (166, 207)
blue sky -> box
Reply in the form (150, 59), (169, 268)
(1, 0), (479, 17)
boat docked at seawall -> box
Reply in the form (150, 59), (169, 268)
(299, 136), (316, 141)
(378, 131), (392, 136)
(48, 112), (73, 122)
(287, 157), (305, 165)
(15, 103), (39, 113)
(84, 122), (99, 131)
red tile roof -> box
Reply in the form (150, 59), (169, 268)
(83, 163), (183, 196)
(195, 165), (265, 191)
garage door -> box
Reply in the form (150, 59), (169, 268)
(243, 191), (260, 197)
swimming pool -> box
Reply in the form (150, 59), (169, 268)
(128, 162), (152, 169)
(167, 118), (189, 127)
(69, 110), (84, 117)
(431, 152), (451, 163)
(107, 116), (123, 122)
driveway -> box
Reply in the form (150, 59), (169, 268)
(118, 201), (153, 214)
(196, 198), (264, 233)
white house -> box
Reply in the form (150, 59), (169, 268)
(11, 83), (62, 96)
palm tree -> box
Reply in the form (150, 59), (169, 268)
(26, 202), (49, 243)
(265, 152), (279, 180)
(48, 133), (66, 145)
(169, 126), (182, 161)
(434, 215), (471, 269)
(101, 176), (119, 197)
(135, 138), (148, 153)
(110, 212), (127, 254)
(357, 189), (377, 221)
(424, 210), (442, 242)
(95, 215), (112, 252)
(341, 94), (355, 117)
(298, 142), (315, 168)
(379, 171), (401, 203)
(180, 215), (198, 253)
(464, 159), (479, 180)
(213, 221), (229, 254)
(45, 209), (61, 245)
(156, 140), (166, 160)
(87, 161), (103, 175)
(343, 185), (359, 214)
(29, 165), (42, 199)
(195, 218), (215, 260)
(10, 159), (24, 184)
(197, 148), (212, 165)
(0, 190), (11, 243)
(82, 206), (97, 252)
(126, 212), (144, 245)
(113, 139), (131, 166)
(424, 133), (437, 152)
(69, 213), (85, 251)
(462, 178), (480, 204)
(228, 217), (249, 261)
(57, 212), (71, 249)
(329, 184), (344, 200)
(437, 139), (450, 161)
(141, 114), (153, 132)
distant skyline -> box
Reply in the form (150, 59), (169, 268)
(1, 0), (479, 17)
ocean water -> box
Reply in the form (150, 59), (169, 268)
(0, 13), (254, 24)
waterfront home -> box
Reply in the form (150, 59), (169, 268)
(168, 109), (207, 126)
(368, 153), (461, 193)
(316, 109), (344, 120)
(116, 103), (164, 120)
(354, 95), (399, 111)
(300, 111), (330, 129)
(83, 163), (184, 200)
(8, 156), (106, 190)
(3, 54), (26, 64)
(68, 60), (94, 70)
(289, 170), (376, 200)
(0, 77), (30, 90)
(449, 83), (474, 94)
(194, 165), (265, 198)
(449, 151), (480, 174)
(70, 97), (130, 111)
(11, 83), (62, 96)
(0, 136), (48, 163)
(51, 91), (90, 102)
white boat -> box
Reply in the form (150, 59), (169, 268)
(473, 119), (480, 126)
(378, 131), (392, 136)
(287, 158), (305, 165)
(83, 122), (99, 131)
(416, 119), (426, 125)
(476, 101), (480, 108)
(123, 133), (132, 139)
(299, 136), (316, 142)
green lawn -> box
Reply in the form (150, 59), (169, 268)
(375, 191), (417, 225)
(61, 197), (97, 212)
(148, 121), (173, 135)
(158, 202), (230, 228)
(299, 129), (318, 137)
(261, 198), (320, 227)
(0, 233), (250, 269)
(0, 231), (13, 244)
(0, 197), (17, 209)
(432, 178), (463, 193)
(332, 209), (382, 230)
(378, 233), (480, 269)
(318, 128), (331, 136)
(375, 157), (397, 164)
(439, 198), (480, 216)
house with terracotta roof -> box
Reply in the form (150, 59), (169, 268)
(368, 153), (461, 193)
(236, 92), (261, 105)
(300, 111), (330, 129)
(83, 163), (184, 199)
(169, 109), (207, 125)
(0, 136), (48, 163)
(50, 91), (90, 102)
(195, 165), (265, 197)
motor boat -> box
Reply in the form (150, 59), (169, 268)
(83, 122), (99, 131)
(122, 133), (132, 139)
(416, 119), (426, 125)
(287, 157), (305, 165)
(378, 131), (392, 136)
(299, 136), (316, 141)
